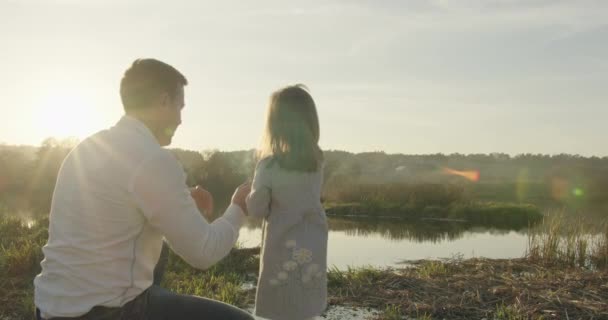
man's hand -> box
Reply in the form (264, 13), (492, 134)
(231, 181), (252, 215)
(191, 186), (214, 221)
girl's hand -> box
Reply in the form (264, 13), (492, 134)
(191, 185), (214, 221)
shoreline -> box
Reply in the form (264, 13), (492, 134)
(166, 248), (608, 320)
(1, 247), (607, 319)
(1, 214), (606, 320)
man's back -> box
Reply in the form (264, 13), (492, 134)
(34, 116), (167, 318)
(34, 58), (252, 320)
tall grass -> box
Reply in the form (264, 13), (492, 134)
(527, 213), (607, 269)
(0, 214), (47, 319)
(590, 226), (608, 269)
(0, 215), (46, 276)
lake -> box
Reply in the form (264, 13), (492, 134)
(238, 216), (533, 269)
(14, 206), (605, 270)
(17, 212), (531, 269)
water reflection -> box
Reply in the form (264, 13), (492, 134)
(241, 217), (532, 268)
(244, 216), (529, 243)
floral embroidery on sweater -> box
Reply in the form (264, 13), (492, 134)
(268, 239), (325, 288)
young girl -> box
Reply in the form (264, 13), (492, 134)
(246, 85), (327, 320)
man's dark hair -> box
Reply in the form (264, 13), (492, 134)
(120, 58), (188, 111)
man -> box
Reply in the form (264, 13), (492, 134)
(34, 59), (254, 320)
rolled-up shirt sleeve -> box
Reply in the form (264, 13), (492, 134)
(129, 151), (245, 270)
(246, 160), (272, 219)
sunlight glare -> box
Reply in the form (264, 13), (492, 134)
(33, 89), (99, 141)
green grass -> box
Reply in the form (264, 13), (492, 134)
(160, 244), (259, 307)
(163, 270), (246, 305)
(378, 304), (404, 320)
(0, 214), (46, 319)
(1, 239), (43, 276)
(328, 265), (385, 289)
(0, 215), (46, 277)
(494, 304), (528, 320)
(376, 303), (432, 320)
(416, 261), (449, 278)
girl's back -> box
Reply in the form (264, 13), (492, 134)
(248, 158), (328, 320)
(246, 84), (328, 320)
(265, 158), (323, 218)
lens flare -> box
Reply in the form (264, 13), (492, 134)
(551, 177), (569, 201)
(516, 168), (529, 202)
(0, 174), (7, 193)
(572, 188), (584, 197)
(442, 167), (480, 182)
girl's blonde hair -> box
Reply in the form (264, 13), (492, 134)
(258, 84), (323, 172)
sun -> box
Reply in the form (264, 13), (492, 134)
(33, 90), (101, 141)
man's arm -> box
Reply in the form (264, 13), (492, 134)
(129, 151), (247, 270)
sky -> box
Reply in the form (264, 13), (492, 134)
(1, 0), (607, 156)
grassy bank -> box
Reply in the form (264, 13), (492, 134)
(322, 182), (544, 228)
(325, 201), (543, 228)
(1, 214), (606, 320)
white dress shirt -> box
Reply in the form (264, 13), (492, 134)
(34, 115), (245, 318)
